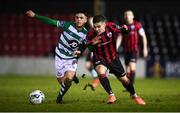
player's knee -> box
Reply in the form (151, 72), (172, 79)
(57, 77), (64, 84)
(131, 69), (136, 73)
(121, 75), (130, 85)
(98, 73), (106, 79)
(64, 78), (72, 86)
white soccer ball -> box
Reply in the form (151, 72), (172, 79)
(29, 90), (45, 104)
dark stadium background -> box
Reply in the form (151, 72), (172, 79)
(0, 0), (180, 78)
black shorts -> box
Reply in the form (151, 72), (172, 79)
(93, 57), (126, 77)
(124, 51), (138, 65)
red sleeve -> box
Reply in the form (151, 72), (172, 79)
(106, 22), (123, 33)
(135, 21), (143, 31)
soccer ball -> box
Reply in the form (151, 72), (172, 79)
(29, 90), (45, 104)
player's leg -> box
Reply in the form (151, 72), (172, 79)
(110, 57), (145, 105)
(125, 52), (137, 84)
(56, 70), (75, 104)
(73, 72), (79, 84)
(55, 56), (77, 103)
(129, 62), (136, 84)
(96, 64), (116, 104)
(122, 64), (130, 92)
(124, 52), (131, 81)
(84, 61), (99, 91)
(117, 75), (145, 105)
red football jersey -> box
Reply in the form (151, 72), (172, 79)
(123, 21), (143, 53)
(87, 22), (123, 64)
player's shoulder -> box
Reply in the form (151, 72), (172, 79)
(82, 27), (88, 34)
(57, 20), (74, 28)
(106, 22), (122, 32)
(134, 20), (142, 26)
(132, 20), (142, 29)
(87, 28), (95, 35)
(87, 28), (96, 38)
(106, 22), (116, 27)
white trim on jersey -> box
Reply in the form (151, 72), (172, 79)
(138, 28), (145, 36)
(59, 34), (71, 49)
(55, 47), (74, 59)
(68, 25), (86, 39)
(63, 31), (79, 42)
(57, 21), (60, 27)
(58, 43), (73, 54)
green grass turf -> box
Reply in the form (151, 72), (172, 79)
(0, 75), (180, 112)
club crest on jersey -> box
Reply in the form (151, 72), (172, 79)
(107, 32), (112, 38)
(130, 25), (135, 30)
(59, 21), (65, 27)
(69, 40), (79, 49)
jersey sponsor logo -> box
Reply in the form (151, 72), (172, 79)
(101, 40), (111, 46)
(69, 40), (79, 49)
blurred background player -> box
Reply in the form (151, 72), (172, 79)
(83, 17), (100, 91)
(83, 51), (100, 91)
(26, 10), (87, 103)
(122, 10), (148, 86)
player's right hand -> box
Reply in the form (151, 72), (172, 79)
(91, 35), (102, 45)
(26, 10), (35, 18)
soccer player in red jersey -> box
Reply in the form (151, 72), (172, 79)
(122, 10), (148, 84)
(74, 15), (146, 105)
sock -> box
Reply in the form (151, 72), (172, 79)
(99, 74), (113, 95)
(122, 80), (135, 95)
(130, 71), (135, 84)
(59, 79), (72, 97)
(73, 73), (79, 84)
(91, 78), (100, 88)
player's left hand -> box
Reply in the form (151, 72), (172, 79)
(122, 25), (128, 31)
(26, 10), (35, 18)
(143, 48), (148, 58)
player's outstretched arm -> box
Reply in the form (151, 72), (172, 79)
(26, 10), (58, 27)
(138, 28), (148, 58)
(116, 33), (123, 51)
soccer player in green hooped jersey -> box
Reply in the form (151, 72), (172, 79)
(26, 10), (88, 104)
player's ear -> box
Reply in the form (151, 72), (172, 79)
(84, 16), (88, 23)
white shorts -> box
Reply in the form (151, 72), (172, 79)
(55, 56), (78, 78)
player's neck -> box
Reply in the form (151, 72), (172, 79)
(127, 20), (134, 24)
(76, 26), (83, 31)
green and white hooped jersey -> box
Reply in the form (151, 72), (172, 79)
(55, 21), (87, 59)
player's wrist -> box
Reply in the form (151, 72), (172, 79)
(34, 14), (39, 18)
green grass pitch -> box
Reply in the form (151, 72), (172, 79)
(0, 75), (180, 112)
